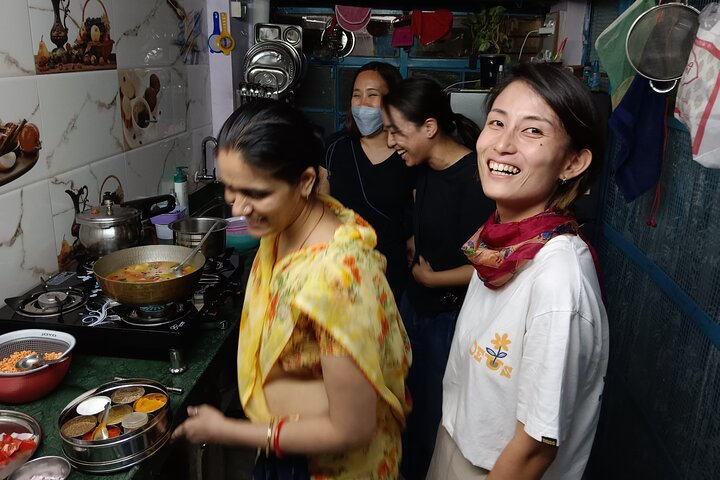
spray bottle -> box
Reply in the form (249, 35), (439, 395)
(174, 166), (189, 207)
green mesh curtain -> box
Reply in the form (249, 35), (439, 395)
(587, 1), (720, 479)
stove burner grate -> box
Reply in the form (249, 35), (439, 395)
(115, 301), (194, 327)
(14, 288), (88, 317)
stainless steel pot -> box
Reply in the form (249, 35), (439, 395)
(93, 245), (205, 306)
(169, 217), (228, 259)
(58, 378), (172, 473)
(76, 194), (176, 257)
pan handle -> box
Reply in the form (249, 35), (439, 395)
(121, 194), (177, 220)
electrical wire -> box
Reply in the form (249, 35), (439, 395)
(518, 29), (539, 63)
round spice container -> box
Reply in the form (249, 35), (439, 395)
(103, 404), (133, 425)
(133, 393), (168, 414)
(121, 412), (149, 432)
(111, 386), (145, 405)
(76, 396), (111, 416)
(60, 415), (97, 438)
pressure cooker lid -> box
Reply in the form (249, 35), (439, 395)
(76, 201), (140, 227)
(243, 41), (301, 94)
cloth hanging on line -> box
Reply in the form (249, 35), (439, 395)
(608, 74), (667, 202)
(411, 9), (453, 46)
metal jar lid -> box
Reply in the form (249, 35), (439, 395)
(76, 200), (140, 227)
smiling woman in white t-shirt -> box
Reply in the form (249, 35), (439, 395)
(427, 63), (609, 480)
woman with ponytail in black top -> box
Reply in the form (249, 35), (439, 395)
(382, 77), (495, 480)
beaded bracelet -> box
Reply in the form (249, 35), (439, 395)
(265, 417), (276, 458)
(273, 416), (288, 458)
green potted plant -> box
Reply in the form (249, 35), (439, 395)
(465, 6), (510, 87)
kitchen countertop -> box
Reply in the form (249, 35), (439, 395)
(0, 256), (251, 479)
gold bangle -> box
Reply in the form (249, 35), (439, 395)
(265, 417), (276, 458)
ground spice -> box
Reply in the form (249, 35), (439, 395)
(133, 393), (167, 413)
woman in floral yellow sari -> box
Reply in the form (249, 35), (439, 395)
(172, 99), (411, 479)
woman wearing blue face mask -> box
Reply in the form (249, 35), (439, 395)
(320, 62), (415, 300)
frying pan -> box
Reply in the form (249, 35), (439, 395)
(93, 245), (205, 306)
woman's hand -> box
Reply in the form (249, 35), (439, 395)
(171, 404), (226, 444)
(412, 256), (436, 287)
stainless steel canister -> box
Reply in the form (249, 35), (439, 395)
(168, 217), (228, 259)
(58, 378), (172, 473)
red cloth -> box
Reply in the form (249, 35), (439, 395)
(411, 9), (453, 46)
(463, 210), (594, 289)
(335, 5), (372, 32)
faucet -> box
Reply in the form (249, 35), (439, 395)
(196, 136), (218, 183)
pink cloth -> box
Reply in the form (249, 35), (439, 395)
(335, 5), (372, 32)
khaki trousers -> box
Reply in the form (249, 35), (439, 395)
(426, 426), (490, 480)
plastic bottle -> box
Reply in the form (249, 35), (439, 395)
(173, 166), (189, 207)
(582, 62), (592, 87)
(590, 60), (601, 92)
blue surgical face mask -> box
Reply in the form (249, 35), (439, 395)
(351, 105), (384, 136)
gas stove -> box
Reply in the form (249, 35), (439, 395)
(0, 248), (247, 373)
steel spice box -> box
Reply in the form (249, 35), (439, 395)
(57, 378), (172, 473)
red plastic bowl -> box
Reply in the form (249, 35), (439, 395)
(0, 330), (75, 404)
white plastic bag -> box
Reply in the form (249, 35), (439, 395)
(674, 3), (720, 168)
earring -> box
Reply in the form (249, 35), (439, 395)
(560, 177), (567, 185)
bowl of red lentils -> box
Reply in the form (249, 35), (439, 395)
(0, 329), (75, 404)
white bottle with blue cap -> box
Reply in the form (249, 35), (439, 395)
(174, 166), (189, 207)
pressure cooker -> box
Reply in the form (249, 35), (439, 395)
(75, 192), (176, 257)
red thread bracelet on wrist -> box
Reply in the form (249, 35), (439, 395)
(273, 416), (288, 458)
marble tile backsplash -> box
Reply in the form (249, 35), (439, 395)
(0, 0), (213, 299)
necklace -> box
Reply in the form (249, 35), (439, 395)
(296, 205), (325, 251)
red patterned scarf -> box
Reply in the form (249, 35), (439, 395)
(462, 210), (583, 289)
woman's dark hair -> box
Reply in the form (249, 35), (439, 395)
(345, 62), (403, 137)
(382, 77), (480, 149)
(486, 63), (605, 210)
(217, 99), (324, 186)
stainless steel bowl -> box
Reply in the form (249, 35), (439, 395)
(58, 379), (172, 473)
(8, 456), (71, 480)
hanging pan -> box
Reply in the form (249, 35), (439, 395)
(626, 0), (700, 93)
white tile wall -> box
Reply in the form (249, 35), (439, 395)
(0, 180), (58, 298)
(0, 1), (214, 299)
(0, 0), (36, 77)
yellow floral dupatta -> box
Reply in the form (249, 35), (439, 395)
(237, 195), (411, 476)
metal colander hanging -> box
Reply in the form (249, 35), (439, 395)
(626, 0), (700, 93)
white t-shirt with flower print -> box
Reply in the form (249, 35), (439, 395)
(440, 235), (609, 480)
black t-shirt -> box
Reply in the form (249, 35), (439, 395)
(407, 151), (496, 315)
(325, 134), (415, 299)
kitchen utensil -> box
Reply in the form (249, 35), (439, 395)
(243, 41), (303, 95)
(169, 217), (228, 259)
(15, 352), (69, 371)
(91, 402), (111, 440)
(8, 456), (71, 480)
(113, 376), (184, 394)
(208, 11), (221, 53)
(75, 193), (176, 257)
(626, 0), (700, 93)
(0, 329), (75, 404)
(217, 12), (235, 55)
(93, 245), (206, 306)
(171, 220), (221, 277)
(58, 378), (172, 473)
